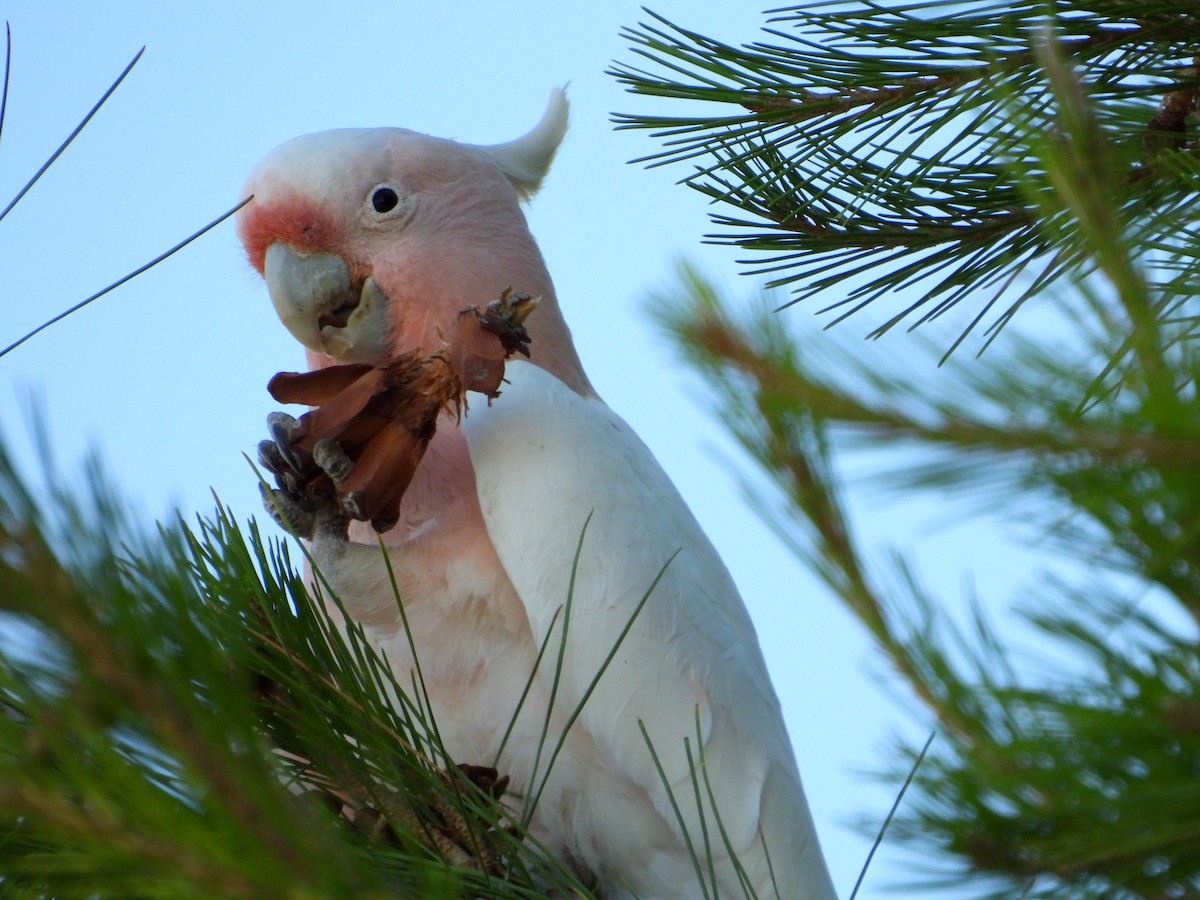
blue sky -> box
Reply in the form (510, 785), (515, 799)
(0, 2), (1060, 894)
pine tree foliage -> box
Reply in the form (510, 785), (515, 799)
(611, 1), (1200, 354)
(652, 266), (1200, 898)
(0, 431), (598, 898)
(618, 3), (1200, 898)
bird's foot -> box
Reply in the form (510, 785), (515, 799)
(258, 414), (356, 542)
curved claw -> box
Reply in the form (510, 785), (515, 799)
(266, 411), (304, 472)
(258, 440), (304, 495)
(257, 439), (288, 476)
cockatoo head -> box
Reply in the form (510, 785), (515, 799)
(237, 90), (589, 392)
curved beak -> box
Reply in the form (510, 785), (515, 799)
(263, 243), (391, 363)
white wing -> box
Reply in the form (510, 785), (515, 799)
(462, 360), (837, 900)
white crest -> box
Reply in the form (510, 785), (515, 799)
(476, 88), (568, 199)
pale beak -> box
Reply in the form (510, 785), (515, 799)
(263, 243), (390, 363)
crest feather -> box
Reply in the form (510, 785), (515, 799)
(475, 89), (568, 199)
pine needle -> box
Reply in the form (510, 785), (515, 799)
(0, 45), (143, 227)
(0, 197), (250, 360)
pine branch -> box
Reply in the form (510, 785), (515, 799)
(651, 263), (1200, 896)
(0, 436), (589, 898)
(613, 2), (1200, 347)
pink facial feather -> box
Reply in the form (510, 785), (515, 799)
(237, 192), (345, 276)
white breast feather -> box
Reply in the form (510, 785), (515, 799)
(462, 360), (837, 900)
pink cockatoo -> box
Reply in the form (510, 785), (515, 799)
(238, 91), (837, 900)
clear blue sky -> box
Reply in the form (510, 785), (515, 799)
(0, 2), (1057, 894)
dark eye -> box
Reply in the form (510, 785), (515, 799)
(372, 187), (399, 213)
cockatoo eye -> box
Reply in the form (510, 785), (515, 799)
(372, 187), (399, 212)
(364, 183), (408, 223)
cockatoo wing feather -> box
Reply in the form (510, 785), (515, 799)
(463, 360), (834, 898)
